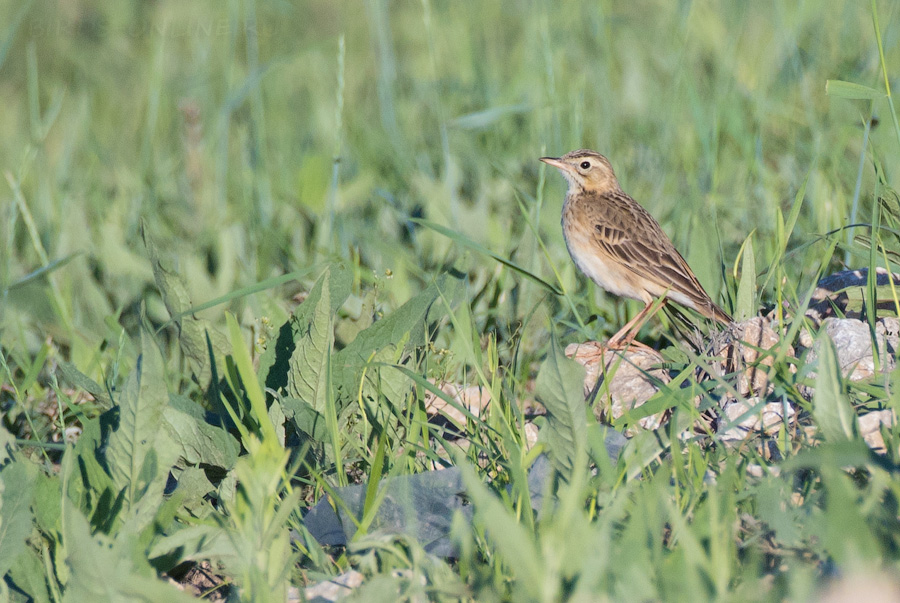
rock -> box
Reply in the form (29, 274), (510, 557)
(806, 267), (900, 323)
(423, 381), (541, 454)
(565, 341), (668, 432)
(816, 571), (900, 603)
(524, 422), (540, 450)
(745, 464), (781, 478)
(304, 570), (364, 602)
(710, 317), (793, 399)
(798, 327), (814, 349)
(858, 409), (896, 452)
(718, 398), (795, 441)
(423, 382), (491, 427)
(806, 317), (897, 381)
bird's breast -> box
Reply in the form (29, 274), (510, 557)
(561, 200), (647, 302)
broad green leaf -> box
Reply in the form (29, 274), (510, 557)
(57, 360), (112, 410)
(335, 286), (376, 344)
(170, 467), (215, 517)
(105, 331), (177, 528)
(734, 232), (757, 321)
(534, 334), (588, 478)
(143, 221), (228, 386)
(7, 547), (51, 603)
(32, 471), (62, 536)
(819, 465), (879, 565)
(286, 269), (335, 413)
(280, 397), (330, 441)
(258, 263), (352, 394)
(163, 394), (239, 470)
(70, 417), (115, 511)
(148, 524), (237, 565)
(825, 79), (884, 100)
(812, 335), (856, 442)
(332, 271), (465, 411)
(754, 478), (799, 547)
(358, 337), (411, 420)
(62, 503), (195, 603)
(268, 394), (287, 446)
(0, 460), (37, 577)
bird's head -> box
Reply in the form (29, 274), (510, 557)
(539, 149), (619, 194)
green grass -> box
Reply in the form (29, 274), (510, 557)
(2, 0), (900, 600)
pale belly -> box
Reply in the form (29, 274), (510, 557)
(563, 222), (701, 311)
(563, 227), (649, 302)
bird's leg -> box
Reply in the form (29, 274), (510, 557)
(606, 299), (667, 348)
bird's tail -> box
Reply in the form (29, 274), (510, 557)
(705, 301), (733, 325)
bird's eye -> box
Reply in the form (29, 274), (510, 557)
(579, 161), (591, 169)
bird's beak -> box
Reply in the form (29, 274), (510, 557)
(539, 156), (567, 171)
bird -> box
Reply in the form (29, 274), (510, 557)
(540, 149), (731, 346)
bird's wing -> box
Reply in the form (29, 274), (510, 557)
(591, 190), (730, 322)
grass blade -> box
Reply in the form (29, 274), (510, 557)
(412, 218), (562, 295)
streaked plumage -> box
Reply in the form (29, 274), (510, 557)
(540, 149), (731, 344)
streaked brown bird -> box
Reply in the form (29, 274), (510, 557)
(540, 149), (731, 345)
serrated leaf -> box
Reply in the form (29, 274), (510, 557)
(0, 460), (37, 577)
(286, 269), (335, 413)
(142, 221), (228, 387)
(534, 334), (588, 478)
(825, 79), (884, 100)
(258, 263), (352, 394)
(105, 331), (176, 528)
(812, 334), (857, 442)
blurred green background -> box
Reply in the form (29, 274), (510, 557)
(1, 0), (896, 372)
